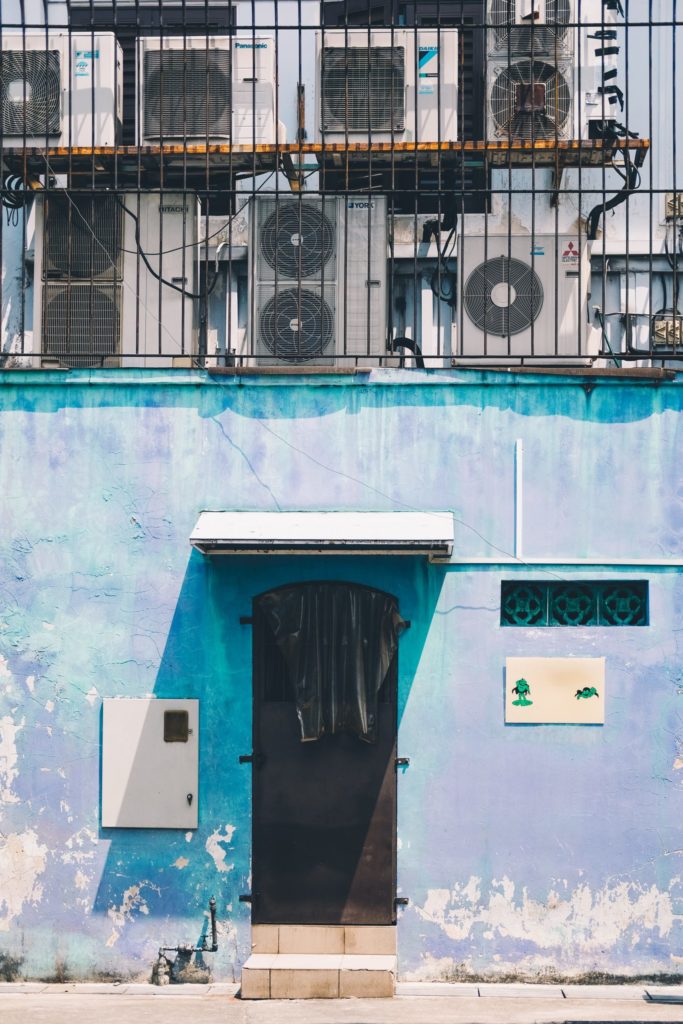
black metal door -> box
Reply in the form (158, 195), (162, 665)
(251, 583), (398, 925)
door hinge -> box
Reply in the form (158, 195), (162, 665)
(395, 897), (409, 907)
(239, 753), (265, 767)
(395, 757), (410, 771)
(239, 894), (253, 904)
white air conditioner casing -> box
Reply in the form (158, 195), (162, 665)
(32, 192), (198, 367)
(246, 196), (388, 365)
(1, 32), (122, 147)
(488, 0), (574, 57)
(455, 233), (596, 364)
(315, 29), (458, 144)
(486, 0), (620, 141)
(137, 35), (279, 145)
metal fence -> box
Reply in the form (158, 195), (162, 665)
(0, 1), (679, 369)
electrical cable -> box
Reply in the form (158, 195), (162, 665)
(387, 336), (425, 369)
(114, 196), (220, 300)
(586, 147), (641, 241)
(428, 208), (458, 306)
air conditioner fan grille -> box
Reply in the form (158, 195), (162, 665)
(1, 49), (61, 137)
(260, 203), (336, 279)
(259, 287), (335, 361)
(464, 255), (543, 336)
(143, 48), (231, 139)
(490, 58), (571, 141)
(43, 284), (120, 367)
(45, 194), (122, 279)
(321, 46), (405, 133)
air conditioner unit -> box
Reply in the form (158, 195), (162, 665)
(1, 33), (122, 147)
(486, 1), (620, 141)
(455, 234), (596, 363)
(138, 36), (279, 145)
(489, 1), (573, 58)
(32, 192), (198, 367)
(247, 196), (388, 365)
(315, 29), (458, 144)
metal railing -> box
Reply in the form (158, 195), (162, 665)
(0, 1), (679, 370)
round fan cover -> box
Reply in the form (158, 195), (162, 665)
(44, 285), (119, 368)
(259, 288), (334, 361)
(464, 255), (543, 336)
(490, 59), (571, 140)
(260, 203), (336, 279)
(490, 0), (571, 54)
(1, 50), (61, 136)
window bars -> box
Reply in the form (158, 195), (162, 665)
(0, 2), (678, 369)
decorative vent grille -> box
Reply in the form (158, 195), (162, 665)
(501, 581), (649, 626)
(321, 46), (405, 132)
(260, 203), (336, 280)
(42, 283), (121, 367)
(1, 49), (61, 137)
(490, 0), (572, 56)
(143, 47), (231, 139)
(44, 194), (122, 280)
(258, 286), (335, 361)
(490, 58), (572, 140)
(464, 255), (544, 335)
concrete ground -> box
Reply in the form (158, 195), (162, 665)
(0, 982), (682, 1024)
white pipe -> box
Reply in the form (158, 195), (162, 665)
(434, 558), (683, 567)
(514, 439), (523, 560)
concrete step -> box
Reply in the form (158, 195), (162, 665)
(251, 924), (397, 955)
(241, 953), (396, 999)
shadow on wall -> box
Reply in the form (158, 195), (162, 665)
(91, 549), (445, 973)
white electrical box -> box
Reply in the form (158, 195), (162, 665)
(101, 698), (199, 829)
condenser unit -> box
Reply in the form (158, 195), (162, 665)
(315, 29), (458, 144)
(455, 234), (596, 363)
(489, 1), (573, 58)
(138, 36), (279, 145)
(247, 196), (387, 365)
(1, 33), (122, 147)
(32, 192), (198, 367)
(486, 0), (620, 141)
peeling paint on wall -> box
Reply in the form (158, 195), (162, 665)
(0, 830), (48, 931)
(206, 826), (236, 874)
(416, 876), (678, 953)
(106, 882), (161, 948)
(0, 714), (23, 807)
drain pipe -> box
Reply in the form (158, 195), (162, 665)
(152, 896), (218, 985)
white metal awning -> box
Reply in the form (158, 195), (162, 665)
(190, 511), (454, 558)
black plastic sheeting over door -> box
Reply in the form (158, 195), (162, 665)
(251, 582), (402, 925)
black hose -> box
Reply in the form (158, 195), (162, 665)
(586, 150), (640, 241)
(388, 336), (425, 370)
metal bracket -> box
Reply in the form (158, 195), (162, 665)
(239, 894), (253, 904)
(239, 753), (264, 767)
(395, 757), (410, 771)
(395, 897), (409, 907)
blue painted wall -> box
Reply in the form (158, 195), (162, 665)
(0, 368), (682, 982)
